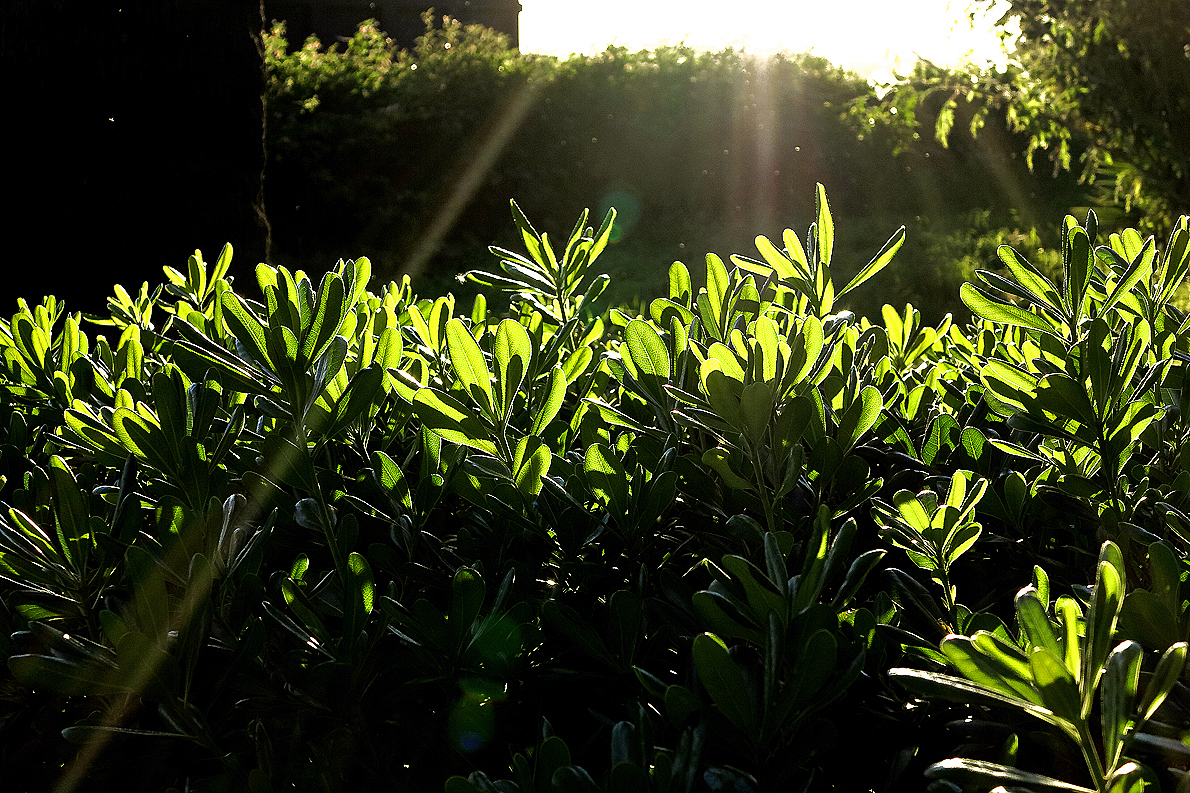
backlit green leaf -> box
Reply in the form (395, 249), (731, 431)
(512, 435), (551, 496)
(839, 225), (905, 298)
(1101, 640), (1141, 772)
(446, 319), (495, 419)
(586, 443), (629, 516)
(493, 318), (532, 421)
(412, 387), (498, 456)
(625, 319), (671, 380)
(531, 366), (567, 436)
(961, 283), (1062, 336)
(925, 758), (1094, 792)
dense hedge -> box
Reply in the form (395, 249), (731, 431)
(263, 18), (1088, 322)
(3, 186), (1190, 792)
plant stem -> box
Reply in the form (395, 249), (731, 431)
(1076, 720), (1108, 792)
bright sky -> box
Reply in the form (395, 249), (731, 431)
(519, 0), (1014, 81)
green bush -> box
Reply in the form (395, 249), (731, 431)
(4, 186), (1190, 792)
(263, 18), (1087, 322)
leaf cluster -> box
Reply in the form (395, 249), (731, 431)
(4, 190), (1190, 793)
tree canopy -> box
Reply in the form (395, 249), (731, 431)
(891, 0), (1190, 236)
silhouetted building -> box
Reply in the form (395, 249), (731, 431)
(266, 0), (521, 49)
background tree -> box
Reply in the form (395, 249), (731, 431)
(264, 18), (1088, 323)
(896, 0), (1190, 237)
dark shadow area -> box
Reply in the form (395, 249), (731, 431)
(2, 0), (270, 315)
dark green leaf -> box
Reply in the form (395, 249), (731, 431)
(693, 633), (755, 734)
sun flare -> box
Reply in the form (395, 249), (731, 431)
(520, 0), (1014, 80)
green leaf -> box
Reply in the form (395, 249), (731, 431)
(783, 228), (810, 276)
(836, 385), (882, 450)
(925, 758), (1094, 792)
(448, 568), (485, 653)
(961, 282), (1062, 336)
(310, 335), (349, 411)
(980, 360), (1040, 413)
(1139, 642), (1187, 721)
(341, 551), (374, 659)
(220, 291), (272, 368)
(509, 199), (545, 266)
(531, 366), (567, 436)
(112, 407), (173, 474)
(890, 667), (1061, 726)
(61, 725), (192, 744)
(608, 591), (643, 663)
(126, 545), (170, 643)
(561, 345), (593, 384)
(944, 523), (982, 568)
(552, 766), (602, 793)
(669, 260), (693, 306)
(751, 316), (780, 383)
(649, 298), (695, 333)
(764, 532), (789, 599)
(1064, 220), (1093, 321)
(838, 225), (905, 298)
(347, 552), (374, 614)
(693, 590), (763, 643)
(512, 435), (551, 496)
(543, 601), (616, 669)
(169, 319), (272, 394)
(1105, 762), (1158, 793)
(11, 313), (50, 368)
(942, 634), (1045, 707)
(702, 447), (753, 490)
(1030, 646), (1082, 729)
(625, 319), (671, 380)
(703, 362), (745, 429)
(1015, 588), (1063, 662)
(815, 182), (834, 272)
(8, 654), (126, 696)
(971, 630), (1034, 688)
(47, 457), (89, 572)
(1036, 373), (1099, 426)
(722, 554), (785, 621)
(700, 254), (731, 341)
(586, 443), (629, 516)
(754, 234), (797, 280)
(788, 628), (838, 706)
(1101, 238), (1155, 315)
(493, 318), (532, 422)
(1101, 640), (1142, 773)
(446, 319), (495, 419)
(998, 244), (1064, 314)
(412, 388), (498, 455)
(1084, 545), (1125, 715)
(739, 382), (774, 443)
(371, 451), (412, 511)
(794, 506), (831, 612)
(302, 270), (347, 364)
(693, 632), (756, 734)
(891, 490), (931, 532)
(1055, 596), (1084, 683)
(323, 365), (384, 438)
(832, 549), (887, 610)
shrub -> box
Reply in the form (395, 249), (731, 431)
(3, 186), (1190, 792)
(263, 17), (1088, 321)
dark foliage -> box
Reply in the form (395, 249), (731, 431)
(263, 18), (1089, 323)
(2, 191), (1190, 792)
(1, 1), (270, 315)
